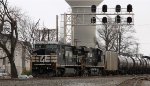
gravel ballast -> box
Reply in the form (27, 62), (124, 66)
(0, 76), (134, 86)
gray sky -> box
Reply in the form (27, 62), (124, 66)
(8, 0), (150, 55)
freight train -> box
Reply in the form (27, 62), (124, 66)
(31, 41), (150, 77)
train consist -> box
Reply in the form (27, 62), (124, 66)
(31, 41), (150, 77)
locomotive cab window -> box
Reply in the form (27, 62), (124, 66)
(35, 44), (46, 49)
(32, 49), (46, 55)
(46, 44), (58, 49)
(46, 44), (59, 54)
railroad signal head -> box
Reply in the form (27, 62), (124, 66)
(115, 15), (121, 23)
(127, 17), (132, 23)
(102, 5), (107, 12)
(127, 4), (132, 12)
(102, 17), (107, 23)
(91, 17), (96, 23)
(116, 5), (121, 12)
(91, 5), (97, 13)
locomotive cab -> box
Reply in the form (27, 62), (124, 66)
(31, 41), (59, 76)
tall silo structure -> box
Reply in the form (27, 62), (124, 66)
(65, 0), (103, 48)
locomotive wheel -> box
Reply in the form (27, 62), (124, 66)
(60, 68), (65, 76)
(80, 70), (86, 76)
(56, 68), (65, 77)
(75, 69), (81, 76)
(83, 69), (88, 76)
(88, 70), (91, 76)
(97, 69), (103, 76)
(48, 70), (56, 77)
(32, 73), (38, 77)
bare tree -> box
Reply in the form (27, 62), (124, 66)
(17, 16), (40, 64)
(97, 17), (136, 55)
(97, 21), (118, 51)
(18, 16), (40, 44)
(119, 28), (137, 56)
(0, 0), (22, 78)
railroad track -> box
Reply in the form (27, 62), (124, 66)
(117, 75), (150, 86)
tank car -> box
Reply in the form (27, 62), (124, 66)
(104, 51), (150, 75)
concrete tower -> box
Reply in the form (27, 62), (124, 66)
(65, 0), (103, 48)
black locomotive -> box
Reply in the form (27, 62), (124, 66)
(31, 42), (150, 77)
(31, 42), (103, 76)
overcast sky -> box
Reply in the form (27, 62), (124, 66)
(8, 0), (150, 55)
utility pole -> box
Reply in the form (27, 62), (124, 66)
(118, 25), (121, 55)
(136, 43), (139, 57)
(56, 15), (58, 42)
(104, 24), (108, 51)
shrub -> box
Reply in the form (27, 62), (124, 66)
(21, 68), (32, 75)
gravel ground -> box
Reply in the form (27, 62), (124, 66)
(0, 76), (133, 86)
(141, 81), (150, 86)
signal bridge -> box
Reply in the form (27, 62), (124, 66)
(61, 0), (134, 48)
